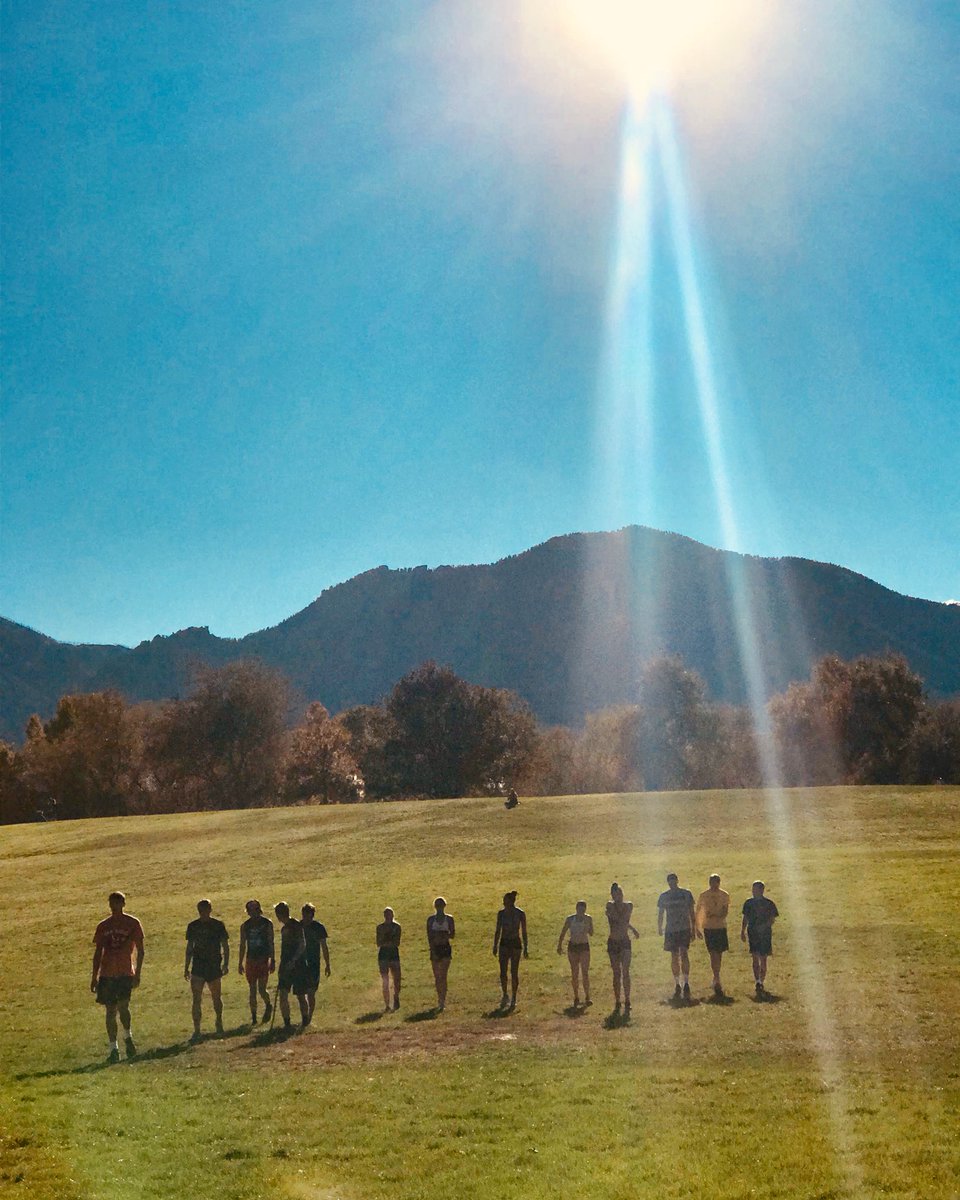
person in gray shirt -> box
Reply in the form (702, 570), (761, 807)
(657, 873), (696, 1000)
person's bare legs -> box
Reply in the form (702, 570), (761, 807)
(190, 976), (205, 1036)
(610, 955), (622, 1007)
(105, 1003), (118, 1045)
(208, 976), (224, 1032)
(581, 952), (591, 1005)
(753, 953), (768, 989)
(306, 988), (317, 1023)
(296, 992), (309, 1025)
(389, 962), (401, 1009)
(278, 986), (292, 1026)
(670, 948), (682, 993)
(568, 950), (580, 1005)
(498, 954), (509, 1005)
(432, 957), (450, 1009)
(509, 949), (521, 1007)
(380, 965), (391, 1010)
(709, 949), (723, 988)
(247, 977), (259, 1022)
(622, 962), (632, 1010)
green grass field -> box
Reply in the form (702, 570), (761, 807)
(1, 787), (958, 1200)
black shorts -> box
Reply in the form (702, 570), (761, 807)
(747, 929), (773, 956)
(567, 942), (590, 956)
(430, 944), (452, 961)
(703, 928), (729, 953)
(498, 939), (522, 960)
(607, 937), (632, 962)
(96, 976), (134, 1006)
(378, 946), (400, 967)
(278, 962), (298, 990)
(664, 930), (692, 952)
(292, 962), (320, 995)
(190, 961), (224, 983)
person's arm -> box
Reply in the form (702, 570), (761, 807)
(320, 937), (331, 976)
(587, 916), (594, 937)
(133, 923), (145, 987)
(694, 895), (704, 938)
(657, 899), (664, 937)
(220, 926), (230, 974)
(267, 923), (275, 972)
(448, 916), (455, 941)
(237, 923), (247, 974)
(687, 895), (696, 937)
(91, 935), (102, 993)
(557, 916), (571, 954)
(184, 936), (193, 981)
(376, 923), (385, 948)
(520, 910), (528, 957)
(740, 904), (749, 942)
(492, 911), (502, 956)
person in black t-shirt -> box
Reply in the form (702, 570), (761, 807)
(740, 881), (779, 996)
(184, 899), (229, 1041)
(294, 903), (330, 1027)
(274, 901), (306, 1030)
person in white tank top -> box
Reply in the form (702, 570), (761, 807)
(557, 900), (594, 1008)
(426, 897), (455, 1012)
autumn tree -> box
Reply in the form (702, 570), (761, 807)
(633, 656), (711, 791)
(284, 702), (362, 804)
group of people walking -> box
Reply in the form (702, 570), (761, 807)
(90, 875), (780, 1061)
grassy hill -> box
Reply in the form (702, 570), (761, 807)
(1, 787), (958, 1199)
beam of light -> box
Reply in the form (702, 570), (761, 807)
(652, 94), (865, 1193)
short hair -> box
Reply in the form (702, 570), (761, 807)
(197, 898), (212, 911)
(666, 872), (678, 882)
(245, 899), (261, 912)
(274, 901), (290, 916)
(709, 873), (721, 883)
(575, 899), (587, 910)
(753, 880), (765, 891)
(301, 902), (315, 916)
(108, 891), (125, 906)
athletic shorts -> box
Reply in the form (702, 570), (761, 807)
(607, 937), (632, 962)
(703, 928), (729, 953)
(747, 929), (773, 956)
(244, 957), (271, 984)
(567, 942), (590, 958)
(292, 962), (320, 995)
(378, 946), (400, 967)
(430, 944), (452, 961)
(277, 962), (297, 990)
(190, 960), (224, 983)
(663, 930), (692, 952)
(498, 938), (522, 960)
(96, 976), (134, 1006)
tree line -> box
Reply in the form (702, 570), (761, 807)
(1, 653), (958, 824)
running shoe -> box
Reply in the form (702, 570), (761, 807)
(124, 1035), (137, 1058)
(261, 1002), (272, 1024)
(682, 983), (691, 1000)
(673, 984), (682, 999)
(107, 1047), (120, 1064)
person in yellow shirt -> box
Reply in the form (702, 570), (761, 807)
(695, 873), (730, 997)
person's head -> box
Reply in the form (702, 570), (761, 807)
(108, 891), (126, 915)
(666, 872), (679, 890)
(709, 873), (721, 890)
(610, 882), (623, 901)
(434, 897), (446, 913)
(383, 907), (395, 922)
(752, 880), (765, 898)
(275, 901), (290, 921)
(575, 900), (587, 915)
(301, 903), (315, 923)
(503, 890), (518, 909)
(245, 899), (262, 917)
(197, 898), (212, 916)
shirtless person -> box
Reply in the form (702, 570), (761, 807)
(91, 891), (145, 1062)
(696, 874), (730, 996)
(237, 899), (275, 1025)
(492, 891), (528, 1010)
(605, 883), (639, 1013)
(184, 899), (229, 1042)
(376, 908), (402, 1012)
(274, 902), (306, 1030)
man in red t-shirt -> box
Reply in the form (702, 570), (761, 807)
(91, 891), (145, 1062)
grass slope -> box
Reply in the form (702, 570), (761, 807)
(1, 787), (958, 1200)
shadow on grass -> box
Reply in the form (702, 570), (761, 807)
(247, 1023), (301, 1047)
(705, 993), (736, 1006)
(355, 1010), (385, 1025)
(562, 1004), (589, 1019)
(603, 1009), (631, 1030)
(405, 1008), (439, 1023)
(15, 1025), (252, 1079)
(482, 1005), (514, 1019)
(751, 991), (783, 1004)
(660, 996), (702, 1010)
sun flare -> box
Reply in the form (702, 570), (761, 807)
(563, 0), (758, 96)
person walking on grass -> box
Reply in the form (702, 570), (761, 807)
(377, 907), (402, 1011)
(185, 899), (229, 1042)
(296, 903), (330, 1026)
(274, 901), (306, 1030)
(238, 899), (275, 1025)
(91, 891), (144, 1063)
(493, 891), (528, 1009)
(658, 872), (696, 1000)
(557, 899), (594, 1008)
(605, 883), (639, 1013)
(741, 881), (779, 997)
(427, 897), (455, 1012)
(696, 873), (731, 997)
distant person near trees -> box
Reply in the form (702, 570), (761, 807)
(426, 897), (455, 1012)
(274, 901), (306, 1030)
(605, 883), (639, 1013)
(91, 891), (145, 1063)
(296, 903), (330, 1026)
(741, 881), (779, 997)
(492, 890), (528, 1010)
(238, 899), (275, 1025)
(504, 788), (519, 809)
(377, 907), (402, 1011)
(185, 899), (229, 1042)
(695, 874), (730, 997)
(658, 873), (696, 1000)
(557, 899), (594, 1008)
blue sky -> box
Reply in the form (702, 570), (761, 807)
(3, 0), (958, 646)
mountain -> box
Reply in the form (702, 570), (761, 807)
(2, 526), (958, 742)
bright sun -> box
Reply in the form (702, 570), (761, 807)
(563, 0), (757, 96)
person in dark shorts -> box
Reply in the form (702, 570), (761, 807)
(377, 907), (402, 1012)
(295, 903), (330, 1027)
(605, 883), (639, 1013)
(492, 890), (527, 1010)
(238, 899), (275, 1025)
(426, 897), (455, 1012)
(91, 891), (145, 1062)
(274, 901), (306, 1030)
(696, 874), (731, 996)
(657, 872), (696, 999)
(741, 881), (779, 996)
(557, 899), (594, 1008)
(184, 899), (229, 1042)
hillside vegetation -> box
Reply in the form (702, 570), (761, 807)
(1, 786), (958, 1199)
